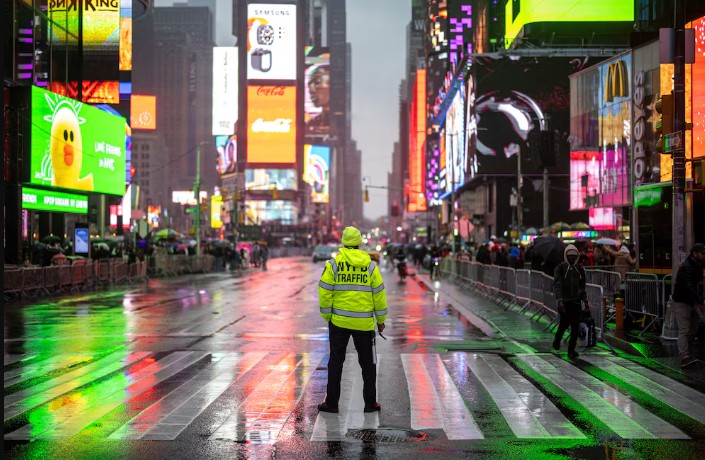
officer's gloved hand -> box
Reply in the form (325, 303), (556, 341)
(377, 323), (385, 332)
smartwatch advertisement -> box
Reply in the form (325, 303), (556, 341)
(246, 3), (297, 80)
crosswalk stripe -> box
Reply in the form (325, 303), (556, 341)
(582, 355), (705, 425)
(517, 354), (689, 439)
(402, 354), (483, 440)
(210, 353), (323, 443)
(310, 353), (357, 441)
(137, 352), (268, 440)
(4, 351), (150, 421)
(5, 351), (210, 440)
(347, 355), (381, 430)
(469, 354), (585, 438)
(4, 354), (94, 388)
(3, 355), (38, 367)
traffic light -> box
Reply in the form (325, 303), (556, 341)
(364, 188), (369, 202)
(655, 93), (674, 154)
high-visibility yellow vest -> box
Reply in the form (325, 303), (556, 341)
(318, 248), (388, 331)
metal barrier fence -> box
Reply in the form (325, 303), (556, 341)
(436, 258), (656, 344)
(4, 259), (150, 302)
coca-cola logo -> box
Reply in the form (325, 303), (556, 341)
(256, 86), (287, 96)
(252, 118), (292, 133)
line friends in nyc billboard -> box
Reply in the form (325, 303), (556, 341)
(29, 86), (126, 196)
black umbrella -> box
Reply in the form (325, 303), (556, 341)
(41, 235), (62, 245)
(532, 235), (565, 265)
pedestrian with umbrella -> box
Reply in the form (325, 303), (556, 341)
(552, 244), (588, 360)
(532, 235), (565, 276)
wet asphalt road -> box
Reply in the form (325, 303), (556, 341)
(4, 256), (705, 459)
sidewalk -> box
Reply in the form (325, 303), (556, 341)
(414, 272), (705, 388)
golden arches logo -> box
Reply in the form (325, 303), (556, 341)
(605, 60), (629, 103)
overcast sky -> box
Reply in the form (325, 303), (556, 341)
(348, 0), (410, 220)
(153, 0), (410, 220)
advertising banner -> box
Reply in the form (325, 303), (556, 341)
(303, 144), (330, 203)
(247, 3), (297, 81)
(120, 0), (132, 71)
(441, 85), (465, 199)
(212, 47), (239, 135)
(305, 48), (330, 135)
(49, 81), (120, 105)
(247, 85), (296, 164)
(28, 86), (127, 196)
(172, 191), (207, 206)
(21, 186), (88, 214)
(216, 135), (238, 175)
(211, 195), (224, 229)
(409, 69), (427, 212)
(74, 224), (90, 256)
(569, 149), (629, 210)
(131, 95), (156, 130)
(147, 205), (160, 228)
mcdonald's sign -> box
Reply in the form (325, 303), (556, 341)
(605, 60), (629, 102)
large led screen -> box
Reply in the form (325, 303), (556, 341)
(247, 3), (297, 81)
(247, 85), (296, 164)
(215, 135), (238, 175)
(303, 144), (330, 204)
(441, 85), (465, 198)
(131, 95), (156, 130)
(213, 47), (239, 136)
(505, 0), (634, 48)
(569, 149), (629, 210)
(305, 48), (330, 135)
(49, 81), (120, 105)
(245, 169), (297, 191)
(21, 186), (88, 214)
(28, 86), (127, 196)
(408, 69), (427, 212)
(120, 0), (132, 71)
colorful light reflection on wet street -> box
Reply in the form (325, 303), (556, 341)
(5, 257), (705, 459)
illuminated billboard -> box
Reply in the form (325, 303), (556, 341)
(119, 0), (132, 71)
(441, 84), (465, 199)
(247, 85), (297, 165)
(247, 3), (297, 80)
(305, 48), (330, 135)
(147, 205), (160, 228)
(172, 191), (207, 206)
(212, 47), (239, 136)
(216, 135), (238, 175)
(245, 169), (297, 191)
(408, 69), (427, 212)
(211, 195), (224, 229)
(27, 86), (127, 196)
(303, 145), (330, 204)
(49, 81), (120, 104)
(131, 95), (156, 130)
(569, 149), (629, 210)
(505, 0), (634, 48)
(21, 186), (88, 214)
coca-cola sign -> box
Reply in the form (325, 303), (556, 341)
(251, 118), (292, 133)
(256, 86), (287, 97)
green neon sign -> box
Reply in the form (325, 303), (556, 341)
(22, 187), (88, 214)
(634, 184), (667, 208)
(505, 0), (634, 48)
(28, 85), (127, 196)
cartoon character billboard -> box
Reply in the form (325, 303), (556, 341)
(27, 86), (127, 196)
(303, 144), (330, 203)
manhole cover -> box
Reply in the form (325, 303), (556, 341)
(346, 429), (429, 443)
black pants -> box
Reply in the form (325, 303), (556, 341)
(555, 301), (581, 352)
(325, 321), (377, 409)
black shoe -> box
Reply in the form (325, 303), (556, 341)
(364, 402), (381, 413)
(318, 402), (339, 413)
(568, 351), (579, 360)
(552, 339), (561, 351)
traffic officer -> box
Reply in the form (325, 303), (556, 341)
(317, 226), (388, 414)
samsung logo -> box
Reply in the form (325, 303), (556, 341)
(254, 9), (290, 16)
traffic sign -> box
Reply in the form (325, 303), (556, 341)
(186, 208), (198, 214)
(664, 131), (683, 153)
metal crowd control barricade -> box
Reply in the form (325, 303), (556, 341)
(58, 264), (73, 291)
(624, 272), (662, 335)
(71, 261), (87, 289)
(585, 269), (622, 298)
(84, 261), (96, 289)
(113, 261), (128, 283)
(43, 265), (61, 293)
(97, 259), (111, 284)
(22, 266), (45, 296)
(585, 283), (605, 340)
(512, 269), (532, 313)
(4, 268), (24, 299)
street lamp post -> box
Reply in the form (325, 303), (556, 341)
(193, 141), (210, 257)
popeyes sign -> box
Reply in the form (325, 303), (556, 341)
(247, 85), (297, 164)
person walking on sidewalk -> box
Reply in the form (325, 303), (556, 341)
(552, 244), (588, 360)
(317, 226), (388, 414)
(672, 243), (705, 368)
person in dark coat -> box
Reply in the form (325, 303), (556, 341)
(671, 243), (705, 368)
(552, 244), (588, 360)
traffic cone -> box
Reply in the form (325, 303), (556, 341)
(660, 298), (678, 341)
